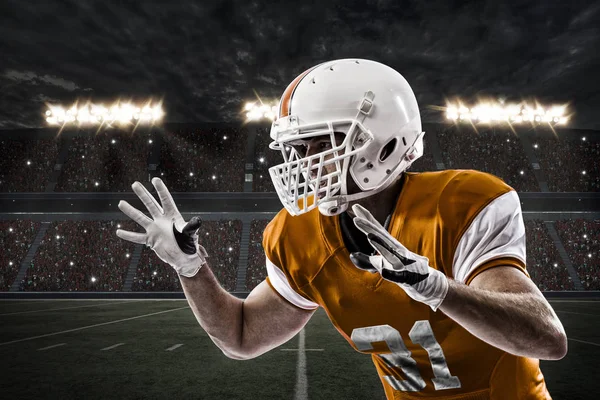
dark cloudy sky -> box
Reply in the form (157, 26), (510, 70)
(0, 0), (599, 130)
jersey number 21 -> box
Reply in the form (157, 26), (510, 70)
(351, 320), (461, 392)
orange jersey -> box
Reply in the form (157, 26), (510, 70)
(263, 169), (551, 399)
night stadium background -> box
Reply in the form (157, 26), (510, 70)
(0, 1), (599, 399)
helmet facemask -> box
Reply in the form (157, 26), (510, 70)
(269, 118), (373, 216)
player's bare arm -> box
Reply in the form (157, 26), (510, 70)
(180, 269), (315, 360)
(350, 202), (568, 361)
(116, 177), (314, 360)
(438, 266), (567, 360)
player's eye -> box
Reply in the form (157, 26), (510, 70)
(290, 144), (307, 156)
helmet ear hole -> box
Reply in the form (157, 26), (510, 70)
(379, 138), (397, 162)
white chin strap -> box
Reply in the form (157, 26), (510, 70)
(318, 198), (349, 217)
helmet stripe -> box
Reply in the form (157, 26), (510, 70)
(279, 64), (322, 118)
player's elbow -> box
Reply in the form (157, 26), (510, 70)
(222, 349), (252, 360)
(221, 343), (264, 360)
(538, 332), (567, 361)
(548, 333), (568, 360)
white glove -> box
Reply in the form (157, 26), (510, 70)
(349, 204), (448, 311)
(116, 178), (208, 277)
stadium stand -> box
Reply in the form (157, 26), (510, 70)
(555, 219), (600, 290)
(158, 128), (246, 192)
(246, 219), (271, 291)
(436, 125), (540, 192)
(20, 220), (137, 291)
(0, 138), (59, 192)
(55, 131), (151, 192)
(524, 220), (574, 291)
(253, 127), (281, 192)
(0, 220), (41, 290)
(533, 131), (600, 192)
(0, 125), (598, 295)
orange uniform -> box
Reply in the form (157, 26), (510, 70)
(263, 169), (551, 399)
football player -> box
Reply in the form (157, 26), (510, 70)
(116, 59), (567, 399)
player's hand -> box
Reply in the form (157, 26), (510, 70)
(349, 204), (448, 311)
(115, 177), (208, 277)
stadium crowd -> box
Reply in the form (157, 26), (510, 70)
(0, 126), (598, 194)
(555, 219), (600, 290)
(252, 128), (281, 192)
(55, 131), (151, 192)
(0, 220), (40, 290)
(20, 220), (137, 291)
(132, 219), (243, 292)
(246, 219), (271, 291)
(158, 128), (246, 192)
(524, 220), (574, 291)
(437, 125), (540, 192)
(0, 126), (598, 293)
(534, 131), (600, 192)
(0, 138), (59, 192)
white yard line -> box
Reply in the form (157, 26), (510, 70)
(101, 343), (125, 351)
(281, 349), (324, 351)
(0, 306), (189, 347)
(555, 310), (600, 317)
(0, 301), (135, 316)
(166, 344), (184, 351)
(293, 328), (309, 400)
(568, 338), (600, 347)
(38, 343), (66, 351)
(548, 300), (600, 303)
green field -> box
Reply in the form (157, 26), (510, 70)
(1, 299), (598, 399)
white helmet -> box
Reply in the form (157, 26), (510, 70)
(268, 58), (424, 217)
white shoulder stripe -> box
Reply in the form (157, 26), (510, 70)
(265, 256), (320, 310)
(453, 190), (527, 284)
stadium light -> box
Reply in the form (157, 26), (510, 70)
(445, 101), (570, 126)
(45, 101), (164, 126)
(244, 100), (278, 122)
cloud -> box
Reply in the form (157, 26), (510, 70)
(0, 0), (598, 130)
(4, 70), (80, 91)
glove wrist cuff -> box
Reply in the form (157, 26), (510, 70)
(177, 259), (206, 278)
(423, 269), (449, 311)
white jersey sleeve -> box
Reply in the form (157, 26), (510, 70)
(266, 255), (320, 310)
(452, 190), (527, 284)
